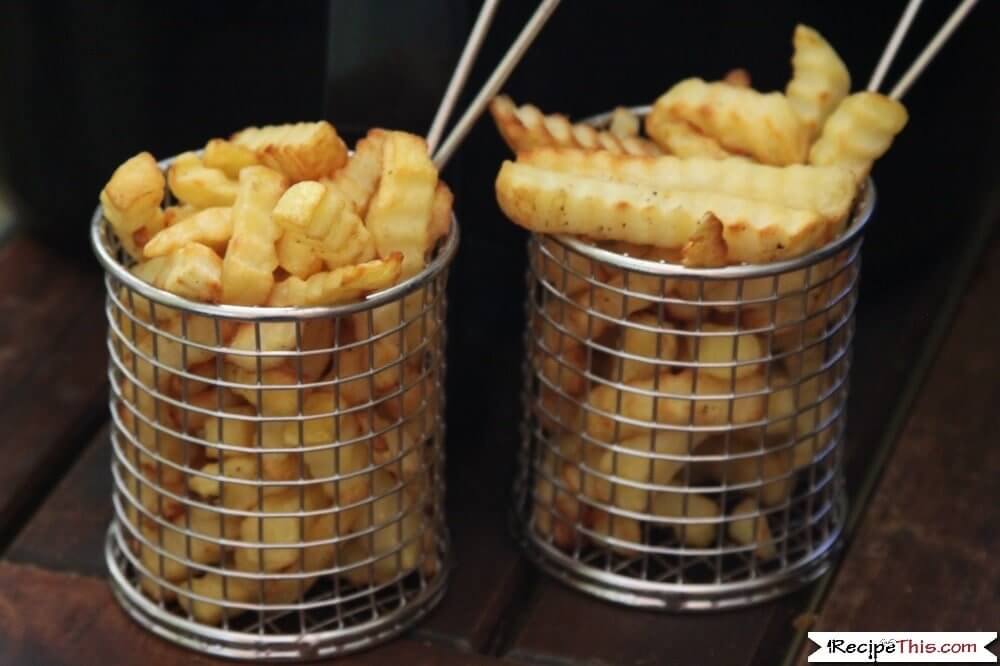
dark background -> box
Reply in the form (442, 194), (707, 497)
(1, 0), (997, 486)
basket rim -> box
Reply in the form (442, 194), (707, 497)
(90, 153), (459, 321)
(546, 105), (875, 279)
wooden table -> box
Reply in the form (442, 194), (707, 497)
(0, 206), (997, 665)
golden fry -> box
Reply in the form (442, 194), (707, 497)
(651, 78), (809, 165)
(143, 207), (232, 258)
(231, 121), (348, 181)
(220, 166), (288, 305)
(496, 161), (828, 263)
(327, 129), (385, 216)
(364, 131), (438, 277)
(786, 24), (851, 140)
(518, 146), (856, 224)
(203, 138), (259, 179)
(155, 242), (223, 303)
(809, 92), (908, 182)
(100, 152), (166, 259)
(167, 152), (239, 208)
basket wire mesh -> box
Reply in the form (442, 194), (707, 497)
(513, 172), (873, 610)
(92, 176), (457, 659)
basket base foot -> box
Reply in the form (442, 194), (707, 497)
(511, 494), (845, 612)
(105, 522), (450, 661)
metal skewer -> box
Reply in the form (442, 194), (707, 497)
(427, 0), (502, 154)
(432, 0), (561, 170)
(888, 0), (979, 100)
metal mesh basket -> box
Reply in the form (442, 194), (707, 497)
(91, 159), (457, 660)
(512, 132), (874, 610)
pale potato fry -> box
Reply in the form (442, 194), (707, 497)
(650, 490), (720, 547)
(370, 413), (423, 484)
(223, 364), (305, 417)
(101, 151), (166, 260)
(226, 317), (333, 373)
(809, 91), (908, 182)
(518, 147), (856, 224)
(786, 24), (851, 140)
(121, 256), (179, 328)
(608, 106), (640, 138)
(365, 131), (438, 277)
(201, 404), (259, 457)
(588, 429), (710, 512)
(235, 484), (330, 572)
(271, 180), (327, 231)
(231, 121), (348, 181)
(497, 161), (828, 263)
(124, 464), (186, 521)
(722, 68), (752, 87)
(155, 242), (223, 303)
(428, 182), (454, 249)
(339, 469), (423, 586)
(283, 391), (373, 504)
(220, 166), (288, 305)
(586, 370), (766, 442)
(167, 152), (239, 208)
(274, 180), (377, 274)
(188, 453), (299, 511)
(644, 113), (733, 159)
(276, 232), (325, 278)
(588, 508), (642, 556)
(728, 497), (776, 558)
(328, 128), (385, 216)
(163, 204), (199, 227)
(143, 207), (232, 258)
(203, 138), (259, 179)
(168, 386), (244, 434)
(138, 520), (189, 583)
(127, 313), (233, 392)
(532, 447), (582, 550)
(682, 213), (728, 268)
(177, 570), (258, 625)
(304, 254), (403, 306)
(490, 95), (660, 156)
(690, 322), (765, 381)
(695, 437), (794, 507)
(652, 78), (809, 165)
(613, 312), (680, 382)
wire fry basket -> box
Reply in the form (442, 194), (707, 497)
(512, 111), (875, 610)
(91, 159), (458, 660)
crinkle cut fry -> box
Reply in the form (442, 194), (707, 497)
(651, 77), (809, 165)
(490, 94), (661, 156)
(518, 147), (856, 223)
(496, 161), (827, 263)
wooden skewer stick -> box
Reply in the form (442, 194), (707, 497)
(432, 0), (561, 170)
(889, 0), (980, 100)
(867, 0), (924, 92)
(427, 0), (502, 154)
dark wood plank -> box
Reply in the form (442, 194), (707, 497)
(792, 229), (1000, 663)
(0, 234), (108, 548)
(0, 563), (503, 666)
(6, 425), (112, 577)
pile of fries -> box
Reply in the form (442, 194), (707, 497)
(493, 24), (907, 267)
(101, 121), (451, 624)
(492, 26), (905, 557)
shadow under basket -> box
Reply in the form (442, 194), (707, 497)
(91, 158), (459, 660)
(512, 164), (874, 611)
